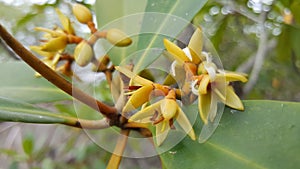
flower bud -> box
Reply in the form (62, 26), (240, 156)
(74, 41), (94, 67)
(106, 29), (132, 47)
(72, 3), (93, 24)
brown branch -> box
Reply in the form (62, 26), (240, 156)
(0, 24), (118, 122)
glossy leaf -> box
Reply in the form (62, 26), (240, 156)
(132, 0), (208, 73)
(95, 0), (147, 65)
(0, 62), (71, 103)
(95, 0), (208, 71)
(0, 96), (69, 123)
(160, 100), (300, 169)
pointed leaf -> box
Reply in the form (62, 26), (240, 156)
(161, 100), (300, 169)
(0, 62), (71, 103)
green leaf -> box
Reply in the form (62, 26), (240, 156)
(131, 0), (208, 72)
(95, 0), (147, 65)
(0, 96), (71, 124)
(160, 100), (300, 169)
(22, 134), (34, 156)
(0, 62), (71, 103)
(95, 0), (208, 71)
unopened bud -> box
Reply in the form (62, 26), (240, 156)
(72, 3), (93, 24)
(106, 29), (132, 47)
(74, 41), (94, 67)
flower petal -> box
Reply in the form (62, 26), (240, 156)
(156, 121), (170, 146)
(123, 85), (154, 113)
(163, 39), (190, 64)
(56, 8), (75, 34)
(160, 99), (178, 121)
(216, 71), (248, 83)
(225, 85), (244, 110)
(188, 27), (203, 64)
(128, 100), (162, 122)
(198, 75), (210, 95)
(198, 92), (211, 124)
(208, 93), (218, 122)
(41, 36), (68, 52)
(176, 108), (196, 140)
(115, 66), (153, 86)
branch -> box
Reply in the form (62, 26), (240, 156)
(243, 12), (268, 96)
(65, 118), (110, 129)
(236, 39), (276, 73)
(0, 24), (118, 122)
(107, 129), (130, 169)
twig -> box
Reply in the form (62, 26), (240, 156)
(107, 129), (130, 169)
(0, 24), (119, 122)
(243, 12), (268, 96)
(236, 39), (276, 73)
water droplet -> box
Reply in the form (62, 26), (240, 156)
(151, 3), (155, 6)
(185, 12), (189, 16)
(169, 151), (177, 155)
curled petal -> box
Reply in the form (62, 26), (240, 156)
(170, 60), (177, 76)
(176, 108), (196, 140)
(204, 62), (217, 81)
(198, 92), (212, 124)
(191, 79), (199, 95)
(115, 66), (153, 86)
(198, 75), (210, 95)
(202, 51), (211, 62)
(128, 100), (162, 123)
(163, 39), (190, 64)
(123, 85), (154, 113)
(156, 121), (170, 146)
(225, 85), (244, 110)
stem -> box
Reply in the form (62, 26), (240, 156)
(107, 129), (130, 169)
(66, 118), (110, 129)
(0, 24), (118, 121)
(243, 12), (268, 96)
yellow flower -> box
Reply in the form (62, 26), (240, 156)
(192, 58), (248, 124)
(163, 27), (204, 66)
(115, 66), (169, 113)
(34, 27), (68, 52)
(128, 90), (196, 146)
(55, 8), (75, 35)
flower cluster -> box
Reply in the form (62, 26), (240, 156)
(117, 27), (247, 146)
(163, 27), (247, 124)
(31, 4), (132, 77)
